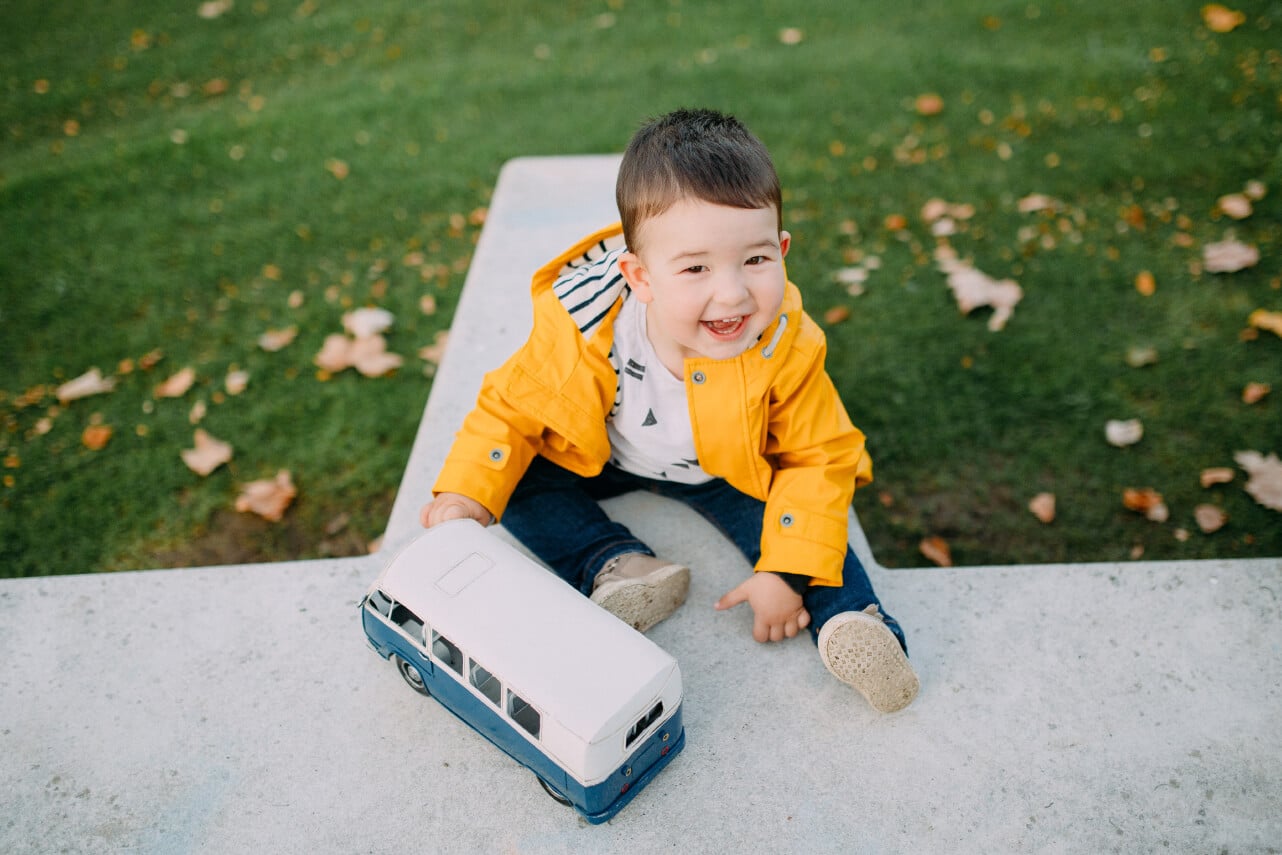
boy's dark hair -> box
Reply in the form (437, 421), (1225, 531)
(616, 108), (782, 251)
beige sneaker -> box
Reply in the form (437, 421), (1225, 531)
(590, 553), (690, 633)
(817, 605), (920, 713)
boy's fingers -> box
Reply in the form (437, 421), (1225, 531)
(714, 583), (749, 611)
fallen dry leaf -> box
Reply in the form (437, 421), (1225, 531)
(419, 294), (437, 315)
(189, 400), (207, 425)
(1126, 346), (1159, 367)
(1234, 450), (1282, 511)
(1243, 382), (1270, 404)
(1248, 309), (1282, 339)
(919, 536), (953, 567)
(181, 428), (232, 476)
(1202, 3), (1245, 32)
(1204, 239), (1260, 273)
(1134, 270), (1156, 297)
(258, 326), (298, 352)
(197, 0), (233, 19)
(1243, 180), (1267, 200)
(235, 469), (296, 521)
(1200, 467), (1235, 488)
(1217, 193), (1253, 219)
(418, 330), (450, 367)
(935, 245), (1023, 331)
(1017, 193), (1061, 214)
(155, 366), (196, 398)
(1029, 492), (1056, 524)
(778, 27), (804, 45)
(82, 424), (113, 450)
(914, 93), (944, 116)
(343, 306), (395, 339)
(824, 305), (852, 325)
(325, 158), (350, 180)
(225, 369), (249, 395)
(1105, 418), (1144, 447)
(1123, 487), (1169, 522)
(56, 368), (117, 403)
(1194, 504), (1228, 533)
(315, 333), (353, 373)
(351, 334), (404, 377)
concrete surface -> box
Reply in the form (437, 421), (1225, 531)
(3, 156), (1280, 854)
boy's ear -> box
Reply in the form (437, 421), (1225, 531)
(779, 230), (792, 258)
(618, 251), (654, 302)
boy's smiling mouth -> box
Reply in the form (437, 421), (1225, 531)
(702, 315), (748, 338)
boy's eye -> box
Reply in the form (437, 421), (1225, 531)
(745, 255), (766, 266)
(683, 264), (707, 274)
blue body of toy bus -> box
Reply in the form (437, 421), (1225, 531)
(360, 519), (685, 824)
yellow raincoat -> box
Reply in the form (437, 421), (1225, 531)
(433, 224), (872, 586)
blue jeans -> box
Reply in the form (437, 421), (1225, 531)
(501, 456), (908, 653)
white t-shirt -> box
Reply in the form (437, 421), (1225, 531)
(606, 293), (714, 484)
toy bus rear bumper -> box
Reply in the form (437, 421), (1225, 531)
(577, 714), (685, 824)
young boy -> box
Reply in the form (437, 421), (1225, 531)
(420, 108), (919, 713)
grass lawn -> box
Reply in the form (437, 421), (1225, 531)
(2, 0), (1279, 576)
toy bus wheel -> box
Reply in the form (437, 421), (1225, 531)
(392, 655), (430, 696)
(536, 776), (572, 807)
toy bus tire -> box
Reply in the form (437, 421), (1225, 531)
(392, 655), (430, 696)
(536, 776), (572, 807)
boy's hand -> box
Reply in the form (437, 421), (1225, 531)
(419, 492), (493, 528)
(715, 572), (811, 643)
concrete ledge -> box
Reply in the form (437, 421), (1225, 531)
(3, 156), (1280, 854)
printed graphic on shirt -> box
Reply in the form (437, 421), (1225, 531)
(606, 294), (713, 484)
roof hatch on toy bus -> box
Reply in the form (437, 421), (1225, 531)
(374, 519), (682, 748)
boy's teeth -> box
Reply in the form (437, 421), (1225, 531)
(706, 317), (742, 332)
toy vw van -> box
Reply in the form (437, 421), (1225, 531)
(360, 519), (685, 824)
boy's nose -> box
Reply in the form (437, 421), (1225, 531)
(712, 270), (752, 304)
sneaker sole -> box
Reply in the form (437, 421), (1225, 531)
(590, 564), (690, 633)
(818, 612), (920, 713)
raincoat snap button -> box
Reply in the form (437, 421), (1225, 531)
(692, 371), (706, 384)
(781, 513), (795, 527)
(489, 448), (504, 462)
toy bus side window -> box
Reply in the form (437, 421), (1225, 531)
(507, 690), (540, 740)
(469, 660), (502, 708)
(430, 630), (464, 675)
(366, 589), (393, 618)
(388, 600), (424, 643)
(626, 702), (664, 748)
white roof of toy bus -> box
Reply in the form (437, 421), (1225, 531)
(373, 520), (681, 745)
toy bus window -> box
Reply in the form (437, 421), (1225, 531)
(626, 702), (664, 748)
(431, 631), (463, 675)
(469, 660), (502, 707)
(389, 602), (424, 641)
(507, 691), (540, 740)
(366, 589), (393, 618)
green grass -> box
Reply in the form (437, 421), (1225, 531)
(2, 0), (1279, 575)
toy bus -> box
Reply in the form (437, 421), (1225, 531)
(360, 518), (685, 824)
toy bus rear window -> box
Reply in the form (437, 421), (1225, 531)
(626, 702), (664, 748)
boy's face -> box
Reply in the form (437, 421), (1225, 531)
(619, 198), (790, 376)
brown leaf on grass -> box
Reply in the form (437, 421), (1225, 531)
(1029, 492), (1056, 523)
(1017, 193), (1061, 214)
(919, 536), (953, 567)
(1234, 450), (1282, 512)
(1203, 239), (1259, 273)
(1217, 193), (1253, 219)
(81, 424), (113, 450)
(1134, 270), (1156, 296)
(57, 368), (117, 403)
(225, 369), (249, 395)
(1123, 487), (1169, 522)
(1125, 346), (1159, 367)
(325, 158), (350, 180)
(1200, 467), (1235, 487)
(155, 367), (196, 398)
(823, 305), (851, 325)
(914, 93), (944, 116)
(1243, 382), (1271, 404)
(351, 335), (404, 377)
(1202, 4), (1245, 32)
(342, 306), (395, 339)
(235, 469), (296, 521)
(181, 428), (232, 476)
(934, 245), (1023, 331)
(258, 326), (298, 352)
(1194, 504), (1228, 533)
(315, 333), (353, 373)
(1248, 309), (1282, 339)
(418, 331), (450, 367)
(778, 27), (804, 45)
(197, 0), (234, 19)
(1105, 418), (1144, 447)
